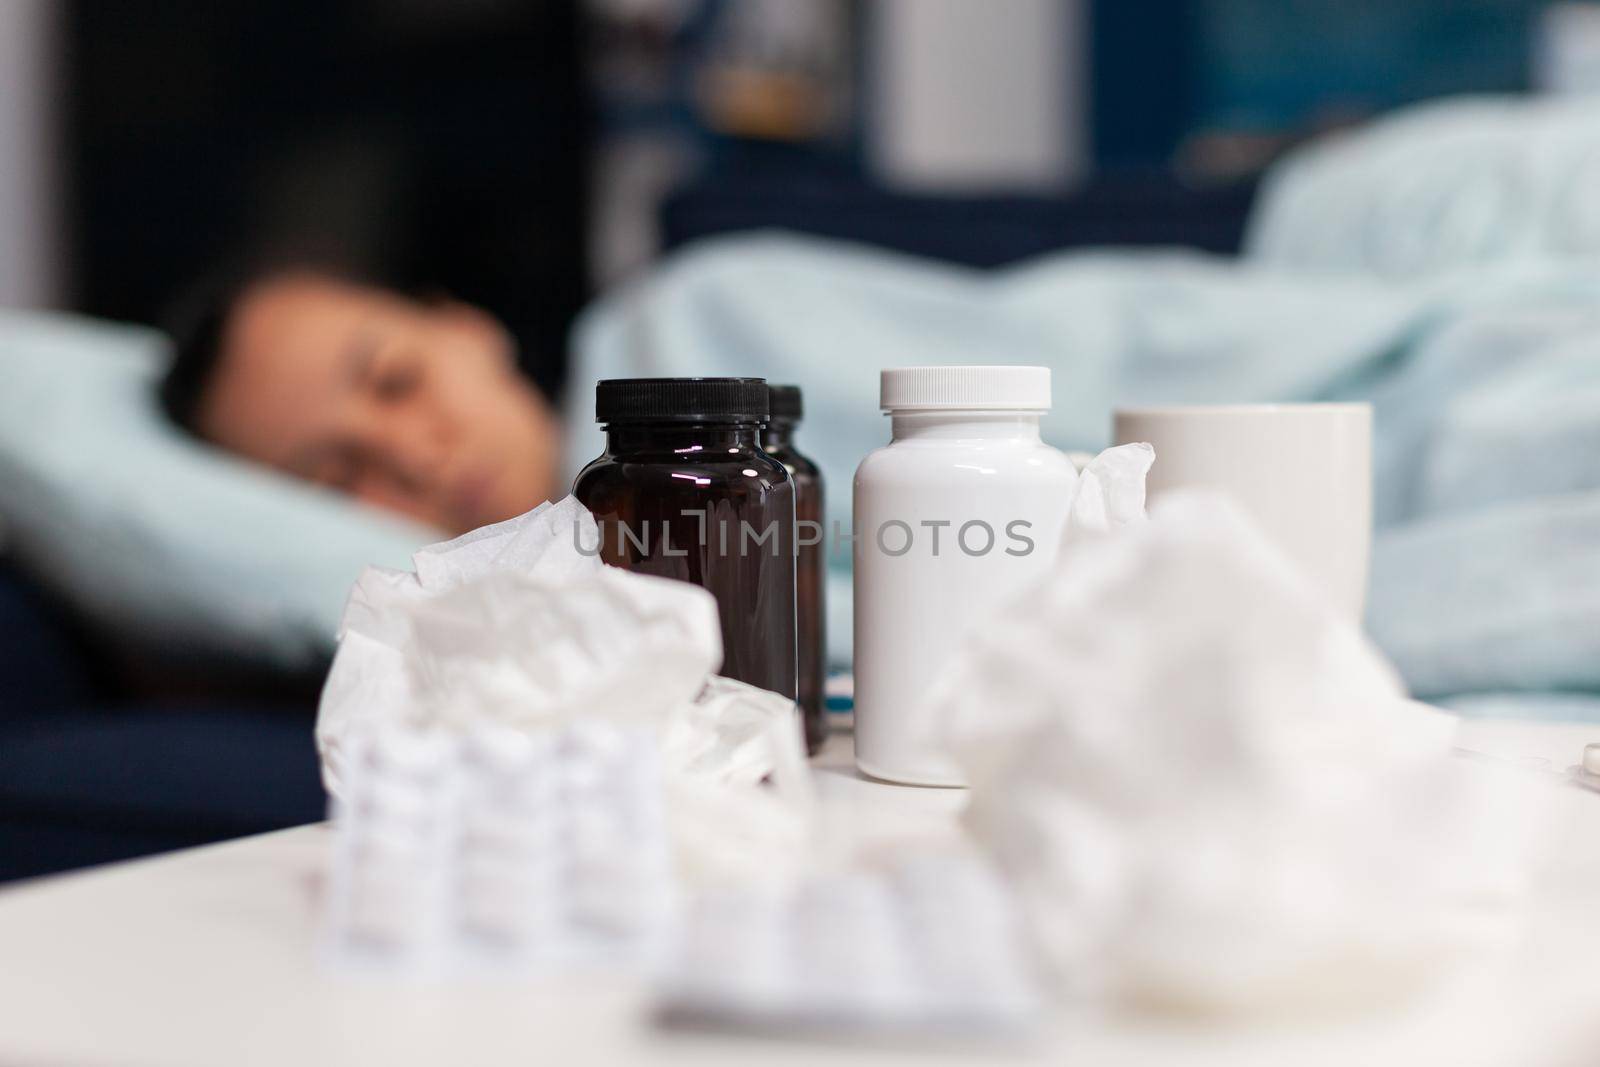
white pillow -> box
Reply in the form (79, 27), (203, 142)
(0, 310), (437, 670)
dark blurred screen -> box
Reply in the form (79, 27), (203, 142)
(63, 0), (588, 397)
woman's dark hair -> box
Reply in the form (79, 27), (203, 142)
(158, 273), (252, 434)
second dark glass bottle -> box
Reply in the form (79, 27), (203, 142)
(762, 385), (827, 754)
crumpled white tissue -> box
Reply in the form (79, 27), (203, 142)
(1064, 442), (1154, 541)
(931, 490), (1543, 1015)
(317, 496), (813, 885)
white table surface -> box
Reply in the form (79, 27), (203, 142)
(3, 719), (1600, 1067)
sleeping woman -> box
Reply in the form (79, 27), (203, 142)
(161, 269), (565, 537)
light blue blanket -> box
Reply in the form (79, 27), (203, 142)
(566, 237), (1600, 712)
(564, 99), (1600, 715)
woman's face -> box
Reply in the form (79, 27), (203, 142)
(196, 273), (563, 535)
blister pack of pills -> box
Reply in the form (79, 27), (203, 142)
(656, 853), (1040, 1040)
(323, 720), (677, 977)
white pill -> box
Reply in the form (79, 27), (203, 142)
(358, 779), (435, 822)
(1583, 743), (1600, 776)
(461, 882), (555, 941)
(460, 808), (547, 854)
(371, 728), (453, 777)
(464, 725), (549, 775)
(459, 847), (554, 890)
(350, 822), (433, 863)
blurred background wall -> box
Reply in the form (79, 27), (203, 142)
(0, 0), (63, 310)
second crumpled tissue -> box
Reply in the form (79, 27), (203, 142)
(317, 496), (813, 885)
(930, 488), (1544, 1015)
(1063, 441), (1155, 541)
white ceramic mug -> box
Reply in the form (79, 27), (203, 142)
(1112, 404), (1373, 619)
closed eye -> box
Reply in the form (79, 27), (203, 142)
(366, 351), (419, 403)
(372, 359), (422, 403)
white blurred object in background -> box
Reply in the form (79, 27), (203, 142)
(0, 0), (62, 309)
(1535, 3), (1600, 94)
(866, 0), (1088, 192)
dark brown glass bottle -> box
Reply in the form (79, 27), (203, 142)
(762, 385), (826, 754)
(572, 378), (799, 713)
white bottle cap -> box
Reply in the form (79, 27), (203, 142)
(879, 366), (1051, 412)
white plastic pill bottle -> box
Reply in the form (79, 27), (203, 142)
(852, 366), (1077, 786)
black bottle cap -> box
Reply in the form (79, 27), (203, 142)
(595, 377), (770, 424)
(767, 384), (803, 422)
